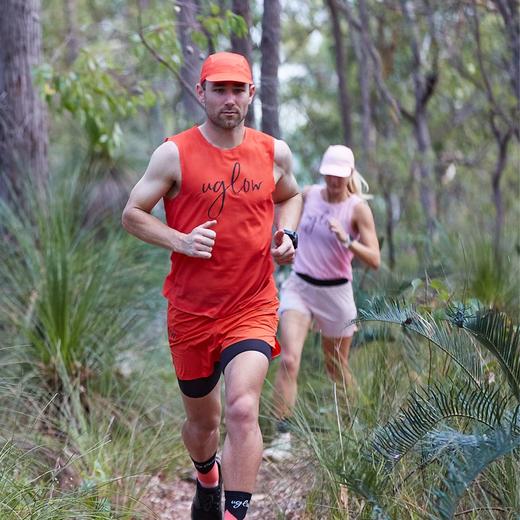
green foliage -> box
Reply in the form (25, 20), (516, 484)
(359, 300), (520, 518)
(464, 241), (519, 315)
(373, 383), (512, 463)
(12, 0), (520, 516)
(36, 53), (157, 159)
(461, 309), (520, 402)
(0, 169), (157, 389)
(358, 298), (485, 387)
(192, 3), (248, 50)
(431, 427), (520, 520)
(286, 296), (519, 517)
(0, 364), (184, 519)
(0, 440), (115, 518)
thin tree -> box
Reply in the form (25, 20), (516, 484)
(491, 0), (520, 115)
(398, 0), (438, 238)
(337, 0), (439, 240)
(354, 0), (375, 158)
(177, 0), (205, 122)
(472, 1), (517, 257)
(231, 0), (255, 127)
(260, 0), (281, 138)
(63, 0), (79, 65)
(326, 0), (352, 146)
(0, 0), (48, 199)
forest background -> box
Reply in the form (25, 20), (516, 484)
(0, 0), (519, 518)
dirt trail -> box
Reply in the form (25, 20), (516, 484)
(140, 458), (315, 519)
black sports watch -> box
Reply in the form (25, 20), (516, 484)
(283, 229), (298, 249)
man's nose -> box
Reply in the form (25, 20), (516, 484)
(224, 95), (235, 105)
(223, 90), (236, 104)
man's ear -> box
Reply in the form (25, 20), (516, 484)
(196, 83), (205, 103)
(248, 84), (256, 104)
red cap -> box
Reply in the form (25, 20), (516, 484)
(200, 52), (253, 84)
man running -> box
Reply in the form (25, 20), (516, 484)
(122, 51), (302, 519)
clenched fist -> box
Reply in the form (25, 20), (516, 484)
(271, 229), (295, 265)
(180, 220), (217, 258)
(327, 217), (348, 244)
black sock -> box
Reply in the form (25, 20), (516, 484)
(225, 490), (252, 519)
(191, 452), (217, 474)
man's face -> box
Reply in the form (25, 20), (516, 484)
(197, 81), (255, 129)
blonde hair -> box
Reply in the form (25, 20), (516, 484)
(347, 169), (373, 200)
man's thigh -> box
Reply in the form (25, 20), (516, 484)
(223, 349), (269, 407)
(181, 379), (222, 424)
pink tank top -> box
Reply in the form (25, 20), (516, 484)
(293, 185), (362, 280)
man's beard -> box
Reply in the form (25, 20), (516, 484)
(207, 108), (246, 129)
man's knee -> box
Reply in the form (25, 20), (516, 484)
(225, 394), (259, 430)
(184, 415), (220, 439)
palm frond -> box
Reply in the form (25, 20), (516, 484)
(430, 425), (520, 520)
(372, 382), (511, 463)
(460, 309), (520, 401)
(357, 298), (484, 387)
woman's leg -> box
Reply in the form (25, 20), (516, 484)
(271, 310), (312, 420)
(321, 335), (354, 387)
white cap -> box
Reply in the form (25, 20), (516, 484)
(319, 145), (357, 178)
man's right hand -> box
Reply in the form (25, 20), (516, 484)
(179, 220), (217, 258)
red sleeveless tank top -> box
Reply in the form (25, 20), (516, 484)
(162, 126), (277, 318)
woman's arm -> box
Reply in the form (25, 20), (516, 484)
(347, 202), (380, 269)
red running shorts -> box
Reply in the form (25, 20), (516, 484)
(167, 298), (280, 381)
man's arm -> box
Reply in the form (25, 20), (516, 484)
(271, 139), (303, 265)
(122, 141), (216, 259)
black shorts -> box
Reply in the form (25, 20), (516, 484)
(177, 339), (272, 398)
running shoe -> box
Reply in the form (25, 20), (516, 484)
(191, 461), (222, 519)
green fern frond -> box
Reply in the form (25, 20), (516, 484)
(430, 425), (520, 520)
(462, 310), (520, 401)
(357, 298), (484, 386)
(373, 383), (511, 463)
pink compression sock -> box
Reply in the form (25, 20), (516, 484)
(197, 462), (219, 488)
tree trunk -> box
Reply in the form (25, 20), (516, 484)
(491, 130), (511, 258)
(357, 0), (374, 157)
(414, 107), (437, 236)
(470, 1), (516, 257)
(64, 0), (79, 65)
(0, 0), (48, 199)
(326, 0), (352, 146)
(231, 0), (255, 127)
(384, 188), (396, 270)
(491, 0), (520, 107)
(177, 0), (205, 122)
(260, 0), (281, 138)
(400, 0), (438, 237)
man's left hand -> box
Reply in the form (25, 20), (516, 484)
(271, 230), (295, 265)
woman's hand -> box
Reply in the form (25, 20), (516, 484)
(327, 217), (349, 245)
